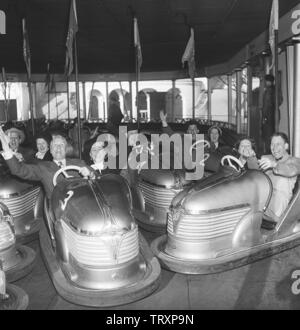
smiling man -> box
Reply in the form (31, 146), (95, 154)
(258, 132), (300, 227)
(5, 127), (34, 162)
(0, 127), (94, 198)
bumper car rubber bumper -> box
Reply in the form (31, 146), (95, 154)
(39, 220), (161, 307)
(16, 219), (40, 244)
(0, 284), (29, 310)
(5, 245), (36, 282)
(151, 233), (300, 275)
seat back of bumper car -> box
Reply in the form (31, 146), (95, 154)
(50, 174), (148, 290)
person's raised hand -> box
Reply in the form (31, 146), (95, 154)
(0, 126), (11, 153)
(159, 110), (167, 123)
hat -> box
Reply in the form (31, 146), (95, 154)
(5, 128), (26, 144)
(35, 133), (52, 146)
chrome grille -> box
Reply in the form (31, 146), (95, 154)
(0, 221), (15, 250)
(139, 181), (181, 209)
(167, 206), (251, 240)
(0, 187), (40, 218)
(62, 222), (139, 267)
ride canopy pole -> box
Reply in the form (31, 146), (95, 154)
(274, 29), (280, 131)
(192, 78), (195, 119)
(135, 45), (140, 129)
(27, 77), (35, 136)
(74, 36), (82, 159)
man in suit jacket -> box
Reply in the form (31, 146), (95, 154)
(0, 128), (94, 199)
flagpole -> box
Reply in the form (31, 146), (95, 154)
(119, 81), (128, 118)
(192, 78), (195, 119)
(74, 35), (82, 159)
(22, 18), (35, 136)
(27, 76), (35, 136)
(67, 75), (70, 122)
(135, 44), (140, 130)
(274, 29), (279, 131)
(87, 81), (94, 120)
(54, 78), (58, 119)
(47, 83), (50, 120)
(2, 67), (8, 122)
(47, 64), (50, 120)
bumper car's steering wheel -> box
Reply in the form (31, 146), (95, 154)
(221, 155), (244, 172)
(52, 166), (82, 186)
(189, 140), (210, 156)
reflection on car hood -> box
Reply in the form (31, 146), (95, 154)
(140, 169), (190, 189)
(51, 174), (134, 235)
(171, 169), (272, 214)
(0, 174), (36, 198)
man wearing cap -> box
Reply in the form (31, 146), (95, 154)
(0, 127), (95, 199)
(5, 127), (34, 163)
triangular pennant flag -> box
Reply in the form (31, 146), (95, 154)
(134, 17), (142, 70)
(22, 18), (31, 79)
(182, 28), (196, 79)
(45, 63), (55, 93)
(65, 0), (78, 76)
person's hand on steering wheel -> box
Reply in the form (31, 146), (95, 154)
(221, 155), (244, 172)
(79, 166), (95, 179)
(53, 166), (96, 186)
(258, 157), (277, 171)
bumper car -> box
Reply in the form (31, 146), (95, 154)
(0, 166), (44, 243)
(136, 169), (191, 234)
(0, 202), (36, 282)
(40, 166), (161, 307)
(151, 155), (300, 274)
(0, 266), (29, 310)
(135, 140), (223, 234)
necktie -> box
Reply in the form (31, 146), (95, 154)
(58, 161), (64, 168)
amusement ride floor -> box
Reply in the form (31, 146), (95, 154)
(14, 229), (300, 310)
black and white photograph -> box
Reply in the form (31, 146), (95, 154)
(0, 0), (300, 314)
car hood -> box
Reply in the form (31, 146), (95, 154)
(51, 174), (134, 234)
(140, 169), (191, 189)
(171, 169), (272, 214)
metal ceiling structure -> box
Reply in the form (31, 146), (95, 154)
(0, 0), (299, 75)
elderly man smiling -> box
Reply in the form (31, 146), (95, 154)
(258, 132), (300, 229)
(5, 127), (34, 162)
(0, 127), (94, 198)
